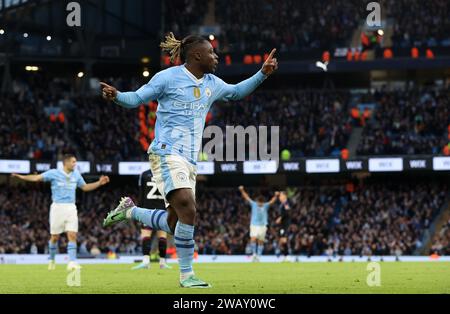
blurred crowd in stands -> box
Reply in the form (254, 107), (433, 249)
(357, 86), (449, 155)
(0, 76), (144, 161)
(212, 90), (352, 158)
(388, 0), (450, 48)
(214, 0), (364, 53)
(1, 181), (447, 257)
(430, 218), (450, 256)
(166, 0), (450, 56)
(1, 76), (449, 161)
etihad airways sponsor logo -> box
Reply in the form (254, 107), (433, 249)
(173, 102), (208, 111)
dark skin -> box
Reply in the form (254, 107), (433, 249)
(185, 40), (219, 79)
(100, 40), (278, 231)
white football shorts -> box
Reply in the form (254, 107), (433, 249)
(149, 153), (197, 207)
(250, 225), (267, 241)
(49, 203), (78, 234)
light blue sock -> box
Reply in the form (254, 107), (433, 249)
(48, 241), (57, 261)
(257, 243), (264, 256)
(174, 222), (195, 274)
(131, 207), (172, 234)
(250, 242), (257, 255)
(67, 242), (77, 261)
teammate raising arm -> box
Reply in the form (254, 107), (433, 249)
(239, 186), (279, 262)
(12, 154), (109, 270)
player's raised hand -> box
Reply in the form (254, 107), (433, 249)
(11, 173), (22, 179)
(100, 82), (118, 101)
(238, 185), (244, 191)
(99, 175), (110, 185)
(261, 48), (278, 76)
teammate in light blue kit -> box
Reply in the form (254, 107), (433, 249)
(101, 32), (278, 288)
(12, 154), (110, 271)
(238, 186), (279, 262)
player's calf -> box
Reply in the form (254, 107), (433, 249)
(103, 197), (173, 234)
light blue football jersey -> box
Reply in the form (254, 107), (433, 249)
(41, 169), (86, 203)
(115, 65), (267, 164)
(249, 200), (270, 226)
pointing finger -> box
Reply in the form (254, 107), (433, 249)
(266, 48), (277, 62)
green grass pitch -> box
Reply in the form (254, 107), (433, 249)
(0, 262), (449, 294)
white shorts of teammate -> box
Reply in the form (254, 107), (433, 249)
(149, 153), (197, 207)
(49, 203), (78, 234)
(250, 225), (268, 241)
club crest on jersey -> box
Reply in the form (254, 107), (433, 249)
(205, 88), (212, 98)
(193, 87), (201, 99)
(176, 172), (188, 182)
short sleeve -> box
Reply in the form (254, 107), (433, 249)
(211, 75), (234, 102)
(41, 169), (57, 182)
(136, 71), (167, 102)
(76, 172), (86, 188)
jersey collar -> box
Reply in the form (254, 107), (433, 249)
(181, 64), (204, 85)
(59, 168), (73, 178)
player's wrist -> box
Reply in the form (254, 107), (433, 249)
(112, 91), (121, 103)
(259, 69), (269, 77)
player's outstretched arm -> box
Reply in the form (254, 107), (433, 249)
(80, 175), (110, 192)
(238, 185), (252, 203)
(101, 72), (165, 109)
(268, 191), (280, 205)
(11, 173), (43, 182)
(100, 82), (144, 109)
(218, 49), (278, 101)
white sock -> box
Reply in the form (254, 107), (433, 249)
(142, 255), (150, 264)
(180, 271), (194, 281)
(125, 208), (134, 219)
(159, 257), (166, 265)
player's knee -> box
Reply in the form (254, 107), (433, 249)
(179, 204), (196, 222)
(177, 195), (195, 211)
(67, 232), (77, 242)
(169, 189), (196, 220)
(176, 205), (196, 224)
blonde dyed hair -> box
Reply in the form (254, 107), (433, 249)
(160, 32), (207, 63)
